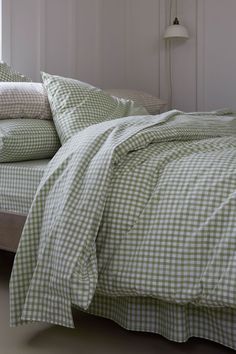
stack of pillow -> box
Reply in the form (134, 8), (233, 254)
(0, 62), (60, 163)
(0, 61), (165, 164)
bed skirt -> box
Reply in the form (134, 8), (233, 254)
(83, 294), (236, 350)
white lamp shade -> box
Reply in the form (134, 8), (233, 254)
(164, 24), (189, 39)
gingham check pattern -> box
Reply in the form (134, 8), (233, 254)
(0, 159), (49, 214)
(85, 294), (236, 350)
(0, 119), (60, 162)
(0, 62), (31, 82)
(10, 111), (236, 348)
(0, 83), (52, 120)
(105, 89), (167, 114)
(42, 72), (148, 144)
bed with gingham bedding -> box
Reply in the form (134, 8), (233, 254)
(10, 110), (236, 349)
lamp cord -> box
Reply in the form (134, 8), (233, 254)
(169, 0), (177, 24)
(169, 0), (173, 24)
(167, 0), (174, 109)
(167, 40), (173, 109)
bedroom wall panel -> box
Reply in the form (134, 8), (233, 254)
(98, 0), (127, 89)
(197, 0), (236, 111)
(3, 0), (235, 111)
(75, 0), (103, 87)
(43, 0), (77, 79)
(168, 0), (236, 111)
(3, 0), (41, 80)
(75, 0), (162, 96)
(2, 0), (98, 81)
(170, 0), (197, 111)
(2, 0), (163, 98)
(124, 0), (160, 96)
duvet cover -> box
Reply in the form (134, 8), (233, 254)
(10, 111), (236, 335)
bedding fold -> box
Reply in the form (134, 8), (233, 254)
(10, 110), (236, 329)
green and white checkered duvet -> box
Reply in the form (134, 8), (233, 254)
(10, 110), (236, 348)
(0, 159), (49, 214)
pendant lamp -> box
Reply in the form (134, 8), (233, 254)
(164, 17), (189, 40)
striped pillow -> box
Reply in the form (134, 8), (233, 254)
(0, 119), (60, 162)
(0, 83), (52, 120)
(42, 72), (148, 144)
(0, 62), (32, 82)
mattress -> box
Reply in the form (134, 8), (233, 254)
(0, 159), (49, 215)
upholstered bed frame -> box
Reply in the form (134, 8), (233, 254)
(0, 212), (26, 252)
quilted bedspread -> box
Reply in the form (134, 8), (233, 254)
(10, 110), (236, 328)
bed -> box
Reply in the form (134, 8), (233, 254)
(5, 113), (236, 348)
(1, 73), (236, 350)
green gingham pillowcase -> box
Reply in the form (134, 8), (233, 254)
(0, 62), (32, 82)
(42, 72), (148, 144)
(0, 119), (61, 162)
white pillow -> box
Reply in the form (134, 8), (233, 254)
(105, 89), (167, 115)
(0, 82), (52, 120)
